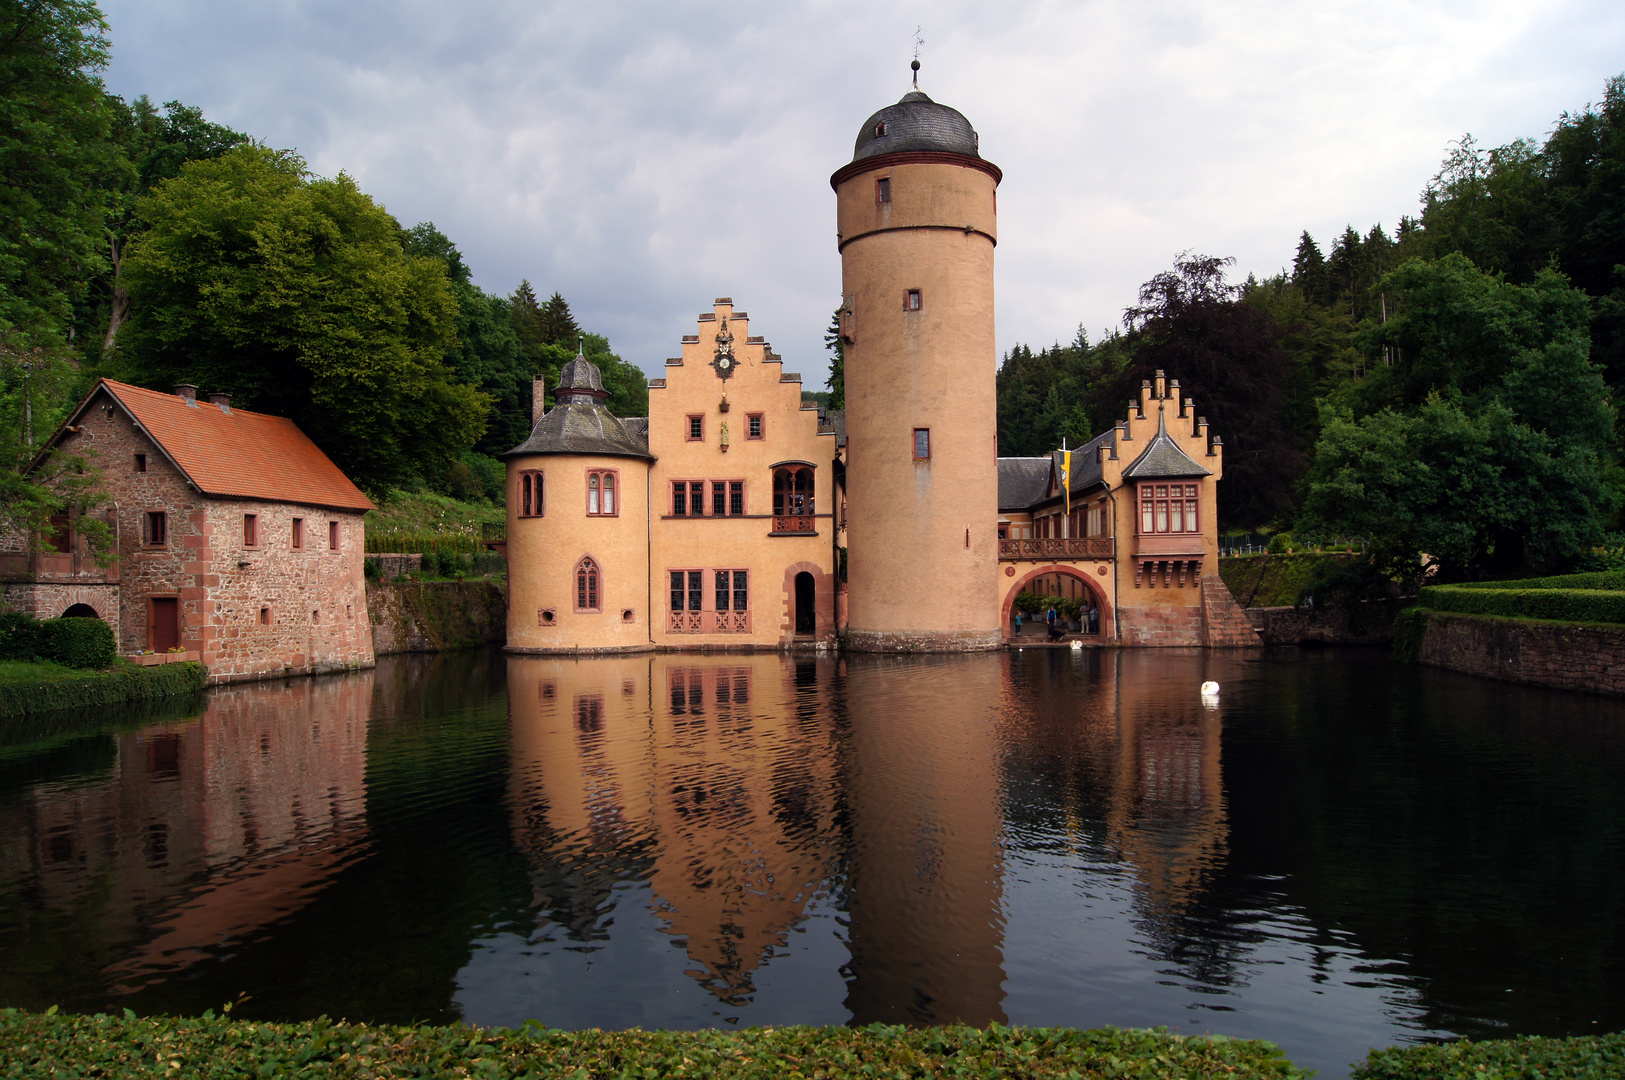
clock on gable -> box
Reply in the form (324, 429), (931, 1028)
(710, 316), (737, 381)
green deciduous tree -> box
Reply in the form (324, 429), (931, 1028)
(0, 0), (123, 344)
(116, 145), (489, 492)
(1300, 255), (1616, 579)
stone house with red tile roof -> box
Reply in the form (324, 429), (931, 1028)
(0, 379), (376, 683)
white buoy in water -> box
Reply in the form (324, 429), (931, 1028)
(1200, 681), (1220, 696)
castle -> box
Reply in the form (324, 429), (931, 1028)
(503, 75), (1260, 653)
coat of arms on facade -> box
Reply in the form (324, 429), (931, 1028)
(710, 316), (736, 380)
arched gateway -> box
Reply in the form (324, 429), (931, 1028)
(1002, 563), (1113, 638)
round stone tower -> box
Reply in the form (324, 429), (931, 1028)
(503, 347), (653, 653)
(832, 68), (1002, 651)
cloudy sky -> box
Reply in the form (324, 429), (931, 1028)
(98, 1), (1625, 387)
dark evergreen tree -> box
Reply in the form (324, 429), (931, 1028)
(823, 306), (844, 410)
(537, 291), (579, 347)
(1292, 232), (1329, 306)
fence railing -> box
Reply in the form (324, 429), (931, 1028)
(998, 537), (1115, 560)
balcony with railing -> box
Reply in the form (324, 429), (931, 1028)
(998, 536), (1115, 561)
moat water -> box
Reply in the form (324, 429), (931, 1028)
(3, 646), (1624, 1077)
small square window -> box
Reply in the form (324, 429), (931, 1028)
(312, 609), (320, 624)
(687, 415), (704, 441)
(134, 453), (147, 473)
(291, 517), (304, 549)
(747, 414), (763, 439)
(876, 177), (891, 203)
(243, 513), (258, 547)
(259, 607), (271, 625)
(913, 428), (931, 460)
(905, 289), (922, 311)
(328, 521), (340, 550)
(144, 510), (167, 546)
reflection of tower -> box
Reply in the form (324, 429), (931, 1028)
(834, 68), (1002, 651)
(839, 653), (1007, 1023)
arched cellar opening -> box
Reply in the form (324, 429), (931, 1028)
(61, 603), (98, 619)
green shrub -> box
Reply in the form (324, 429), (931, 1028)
(1391, 606), (1430, 663)
(1267, 532), (1295, 554)
(0, 1010), (1309, 1079)
(1419, 585), (1625, 624)
(1353, 1032), (1625, 1079)
(364, 556), (381, 580)
(37, 617), (116, 668)
(0, 610), (43, 661)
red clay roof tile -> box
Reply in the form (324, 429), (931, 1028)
(94, 379), (374, 512)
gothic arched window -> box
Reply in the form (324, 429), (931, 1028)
(575, 556), (600, 612)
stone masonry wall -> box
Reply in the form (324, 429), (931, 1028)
(1418, 610), (1625, 696)
(369, 580), (507, 655)
(55, 388), (373, 684)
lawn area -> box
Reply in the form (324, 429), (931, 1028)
(0, 657), (89, 685)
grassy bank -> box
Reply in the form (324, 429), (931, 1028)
(0, 657), (207, 718)
(0, 1011), (1307, 1079)
(1219, 553), (1356, 607)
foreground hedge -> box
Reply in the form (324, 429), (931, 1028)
(0, 659), (205, 717)
(1455, 570), (1625, 591)
(0, 1010), (1308, 1079)
(1418, 585), (1625, 624)
(0, 612), (116, 667)
(1353, 1033), (1625, 1078)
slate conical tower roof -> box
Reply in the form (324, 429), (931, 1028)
(503, 344), (651, 460)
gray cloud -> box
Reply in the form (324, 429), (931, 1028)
(99, 0), (1625, 386)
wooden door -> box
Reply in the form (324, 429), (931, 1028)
(151, 597), (179, 652)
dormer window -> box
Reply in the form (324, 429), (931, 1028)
(874, 121), (887, 137)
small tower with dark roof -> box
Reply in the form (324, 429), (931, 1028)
(832, 65), (1003, 651)
(503, 346), (655, 653)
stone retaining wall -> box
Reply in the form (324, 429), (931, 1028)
(1416, 610), (1625, 695)
(367, 580), (507, 655)
(1245, 599), (1406, 645)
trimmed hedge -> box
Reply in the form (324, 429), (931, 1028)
(0, 611), (116, 667)
(1455, 570), (1625, 591)
(37, 616), (116, 668)
(0, 660), (206, 717)
(1353, 1033), (1625, 1079)
(1419, 585), (1625, 624)
(0, 1011), (1308, 1079)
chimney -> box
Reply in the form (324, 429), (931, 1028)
(532, 374), (548, 423)
(174, 383), (198, 404)
(208, 392), (232, 413)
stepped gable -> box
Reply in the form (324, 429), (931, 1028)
(1122, 412), (1211, 480)
(95, 379), (373, 511)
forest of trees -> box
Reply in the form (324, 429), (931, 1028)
(0, 0), (646, 539)
(992, 74), (1625, 580)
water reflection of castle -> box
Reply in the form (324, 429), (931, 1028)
(505, 649), (1232, 1023)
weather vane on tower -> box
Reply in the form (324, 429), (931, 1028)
(911, 26), (924, 89)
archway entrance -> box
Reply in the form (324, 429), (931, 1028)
(61, 603), (98, 619)
(1004, 564), (1111, 638)
(794, 572), (816, 635)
